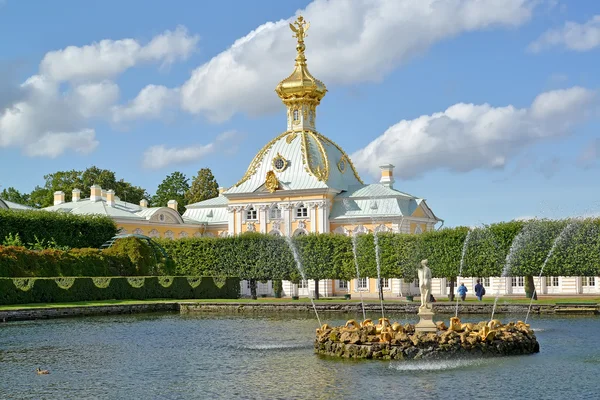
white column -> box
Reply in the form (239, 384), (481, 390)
(235, 207), (243, 235)
(283, 204), (293, 236)
(318, 200), (330, 233)
(227, 206), (235, 235)
(309, 202), (317, 233)
(259, 205), (268, 233)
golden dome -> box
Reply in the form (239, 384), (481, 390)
(275, 16), (327, 105)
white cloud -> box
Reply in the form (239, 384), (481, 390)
(24, 130), (98, 158)
(112, 85), (179, 123)
(179, 0), (536, 121)
(529, 15), (600, 52)
(40, 26), (199, 82)
(141, 130), (243, 169)
(351, 87), (597, 180)
(142, 143), (215, 170)
(0, 27), (198, 158)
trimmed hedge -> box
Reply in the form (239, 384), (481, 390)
(159, 218), (600, 280)
(0, 237), (175, 277)
(0, 276), (240, 305)
(0, 209), (117, 248)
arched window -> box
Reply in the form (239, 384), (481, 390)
(246, 206), (257, 220)
(414, 225), (423, 234)
(269, 205), (282, 220)
(269, 230), (282, 236)
(295, 203), (308, 218)
(293, 109), (299, 121)
(293, 228), (307, 237)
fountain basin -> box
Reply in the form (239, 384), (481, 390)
(314, 318), (539, 360)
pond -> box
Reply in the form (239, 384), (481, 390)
(1, 311), (598, 399)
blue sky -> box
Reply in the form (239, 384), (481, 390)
(0, 0), (599, 227)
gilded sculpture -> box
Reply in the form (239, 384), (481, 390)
(265, 170), (279, 193)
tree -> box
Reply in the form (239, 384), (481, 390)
(151, 172), (189, 214)
(0, 187), (30, 205)
(185, 168), (219, 205)
(25, 166), (148, 208)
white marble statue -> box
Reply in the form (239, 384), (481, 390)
(417, 259), (432, 309)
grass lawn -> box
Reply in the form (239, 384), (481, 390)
(1, 295), (598, 311)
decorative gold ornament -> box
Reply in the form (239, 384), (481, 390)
(272, 152), (288, 172)
(265, 170), (279, 193)
(286, 131), (297, 144)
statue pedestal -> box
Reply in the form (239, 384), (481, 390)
(415, 306), (437, 332)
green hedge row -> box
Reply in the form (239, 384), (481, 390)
(0, 237), (175, 277)
(0, 209), (117, 248)
(159, 218), (600, 280)
(0, 276), (240, 305)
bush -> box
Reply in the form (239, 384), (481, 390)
(103, 237), (156, 275)
(0, 276), (240, 305)
(0, 210), (117, 249)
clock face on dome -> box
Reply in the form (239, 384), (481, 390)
(272, 153), (288, 172)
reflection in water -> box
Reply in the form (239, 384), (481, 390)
(0, 313), (598, 399)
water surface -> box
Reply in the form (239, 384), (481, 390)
(1, 311), (597, 399)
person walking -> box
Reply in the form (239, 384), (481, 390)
(474, 279), (486, 301)
(457, 283), (468, 301)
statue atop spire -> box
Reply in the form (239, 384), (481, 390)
(290, 15), (310, 44)
(275, 15), (327, 132)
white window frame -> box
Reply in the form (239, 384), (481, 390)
(356, 277), (368, 291)
(246, 206), (258, 221)
(477, 278), (490, 287)
(337, 280), (348, 290)
(582, 277), (596, 287)
(269, 206), (282, 220)
(295, 203), (308, 219)
(298, 280), (308, 289)
(376, 278), (390, 291)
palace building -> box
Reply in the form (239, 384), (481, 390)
(35, 16), (598, 298)
(183, 16), (442, 298)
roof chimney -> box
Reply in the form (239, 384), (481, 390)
(72, 188), (81, 202)
(379, 164), (395, 188)
(167, 199), (178, 212)
(106, 189), (115, 207)
(90, 185), (102, 202)
(53, 191), (65, 206)
(140, 199), (148, 208)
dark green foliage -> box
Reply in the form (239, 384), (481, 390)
(26, 166), (148, 207)
(103, 237), (156, 275)
(1, 187), (30, 205)
(0, 209), (117, 249)
(151, 171), (189, 213)
(0, 246), (129, 277)
(185, 168), (219, 205)
(0, 276), (240, 305)
(0, 237), (167, 277)
(159, 219), (600, 280)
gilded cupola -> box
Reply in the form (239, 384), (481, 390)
(275, 16), (327, 132)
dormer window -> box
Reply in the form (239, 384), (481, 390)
(269, 205), (282, 220)
(295, 203), (308, 218)
(246, 206), (257, 220)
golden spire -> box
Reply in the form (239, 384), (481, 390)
(275, 16), (327, 106)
